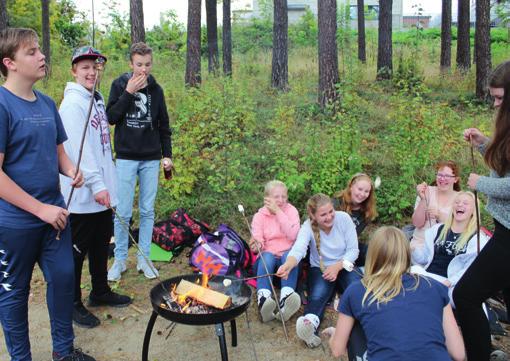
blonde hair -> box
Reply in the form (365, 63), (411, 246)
(307, 193), (333, 270)
(264, 180), (287, 196)
(436, 191), (478, 253)
(362, 226), (419, 306)
(0, 28), (39, 77)
(333, 173), (378, 221)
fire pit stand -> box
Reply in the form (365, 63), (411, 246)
(142, 274), (252, 361)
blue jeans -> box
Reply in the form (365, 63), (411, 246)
(114, 159), (160, 261)
(255, 251), (298, 292)
(305, 266), (361, 320)
(0, 225), (75, 360)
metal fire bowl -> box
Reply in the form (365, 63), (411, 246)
(150, 274), (252, 326)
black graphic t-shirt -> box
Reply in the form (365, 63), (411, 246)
(426, 230), (467, 277)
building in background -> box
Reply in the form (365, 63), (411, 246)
(233, 0), (404, 30)
(403, 15), (432, 28)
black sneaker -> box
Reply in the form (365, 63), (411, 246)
(73, 302), (100, 329)
(53, 347), (96, 361)
(275, 292), (301, 322)
(88, 290), (132, 308)
(491, 349), (509, 361)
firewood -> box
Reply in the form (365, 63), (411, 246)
(175, 279), (232, 310)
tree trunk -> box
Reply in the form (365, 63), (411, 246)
(271, 0), (288, 90)
(318, 0), (340, 107)
(223, 0), (232, 76)
(185, 0), (202, 87)
(41, 0), (50, 65)
(456, 0), (470, 72)
(475, 0), (491, 100)
(357, 0), (366, 63)
(130, 0), (145, 43)
(0, 0), (8, 31)
(440, 0), (452, 72)
(377, 0), (392, 80)
(206, 0), (219, 73)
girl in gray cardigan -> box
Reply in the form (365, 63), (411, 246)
(454, 60), (510, 360)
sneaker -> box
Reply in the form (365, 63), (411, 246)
(296, 316), (322, 348)
(88, 290), (132, 308)
(53, 347), (96, 361)
(72, 302), (100, 328)
(275, 292), (301, 322)
(137, 258), (159, 279)
(258, 296), (276, 323)
(491, 350), (509, 361)
(107, 260), (126, 282)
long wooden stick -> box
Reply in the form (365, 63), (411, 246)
(470, 135), (482, 254)
(238, 206), (290, 342)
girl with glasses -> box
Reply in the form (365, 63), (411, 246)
(411, 161), (461, 248)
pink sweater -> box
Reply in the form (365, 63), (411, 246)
(251, 203), (300, 257)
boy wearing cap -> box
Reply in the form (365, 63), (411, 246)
(0, 28), (93, 360)
(59, 46), (132, 329)
(106, 42), (172, 281)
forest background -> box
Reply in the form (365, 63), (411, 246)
(3, 0), (510, 234)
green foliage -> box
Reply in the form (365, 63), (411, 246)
(54, 0), (88, 48)
(145, 10), (186, 53)
(288, 9), (317, 47)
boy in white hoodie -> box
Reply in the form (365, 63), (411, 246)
(59, 47), (131, 329)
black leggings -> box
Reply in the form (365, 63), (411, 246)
(71, 209), (113, 303)
(453, 220), (510, 360)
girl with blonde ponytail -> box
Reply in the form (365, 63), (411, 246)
(411, 192), (489, 301)
(328, 227), (465, 361)
(276, 193), (360, 348)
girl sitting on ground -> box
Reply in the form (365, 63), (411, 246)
(333, 173), (378, 266)
(411, 191), (489, 301)
(328, 226), (466, 361)
(276, 193), (360, 348)
(411, 160), (461, 247)
(250, 180), (301, 323)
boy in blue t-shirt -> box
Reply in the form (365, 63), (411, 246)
(0, 28), (94, 361)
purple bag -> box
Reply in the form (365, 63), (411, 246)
(189, 224), (251, 276)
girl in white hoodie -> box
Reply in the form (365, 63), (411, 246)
(59, 47), (131, 329)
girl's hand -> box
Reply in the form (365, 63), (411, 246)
(463, 128), (488, 147)
(249, 238), (261, 253)
(276, 263), (291, 280)
(416, 182), (428, 200)
(426, 206), (439, 220)
(264, 197), (280, 214)
(323, 262), (343, 282)
(467, 173), (480, 190)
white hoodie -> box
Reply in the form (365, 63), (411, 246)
(59, 82), (117, 214)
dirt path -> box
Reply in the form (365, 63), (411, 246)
(1, 250), (509, 360)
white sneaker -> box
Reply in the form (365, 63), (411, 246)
(137, 258), (159, 279)
(275, 291), (301, 322)
(107, 260), (126, 282)
(258, 296), (277, 323)
(296, 316), (322, 348)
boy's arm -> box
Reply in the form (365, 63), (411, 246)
(106, 79), (134, 125)
(0, 153), (69, 230)
(57, 144), (84, 188)
(158, 89), (172, 159)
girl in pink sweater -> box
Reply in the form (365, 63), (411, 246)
(250, 180), (301, 323)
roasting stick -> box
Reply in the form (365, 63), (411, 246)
(469, 135), (482, 254)
(109, 206), (175, 313)
(56, 58), (105, 243)
(237, 204), (290, 342)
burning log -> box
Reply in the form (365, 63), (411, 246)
(175, 279), (232, 310)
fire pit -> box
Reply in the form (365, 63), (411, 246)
(142, 274), (252, 361)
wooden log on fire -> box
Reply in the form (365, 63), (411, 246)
(175, 279), (232, 310)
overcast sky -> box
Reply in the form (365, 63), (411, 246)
(74, 0), (450, 29)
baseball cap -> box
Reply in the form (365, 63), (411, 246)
(71, 46), (107, 65)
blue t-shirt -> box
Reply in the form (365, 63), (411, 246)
(338, 274), (451, 361)
(0, 87), (67, 228)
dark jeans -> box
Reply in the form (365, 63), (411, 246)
(305, 266), (361, 320)
(453, 220), (510, 360)
(71, 209), (113, 302)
